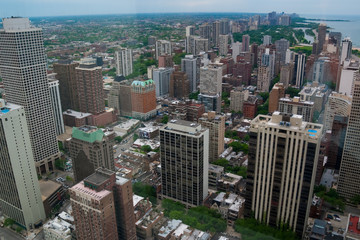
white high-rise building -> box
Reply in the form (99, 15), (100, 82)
(115, 48), (133, 77)
(323, 92), (351, 132)
(0, 17), (59, 174)
(0, 99), (46, 229)
(185, 26), (195, 37)
(155, 40), (172, 60)
(48, 74), (65, 136)
(340, 38), (352, 65)
(181, 55), (199, 93)
(199, 63), (223, 95)
(219, 34), (229, 56)
(153, 67), (174, 97)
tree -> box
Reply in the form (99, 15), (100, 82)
(66, 176), (74, 183)
(285, 87), (300, 98)
(15, 226), (23, 233)
(351, 194), (360, 205)
(4, 218), (15, 227)
(133, 133), (139, 141)
(189, 91), (200, 100)
(133, 182), (157, 204)
(161, 115), (169, 124)
(141, 145), (152, 153)
(114, 136), (122, 143)
(229, 141), (249, 154)
(55, 158), (66, 171)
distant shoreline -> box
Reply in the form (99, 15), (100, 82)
(305, 18), (350, 22)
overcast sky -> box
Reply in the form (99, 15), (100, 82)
(0, 0), (359, 18)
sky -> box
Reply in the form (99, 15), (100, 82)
(0, 0), (359, 18)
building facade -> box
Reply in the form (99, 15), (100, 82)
(169, 71), (190, 99)
(115, 48), (133, 77)
(323, 92), (351, 132)
(48, 74), (65, 135)
(278, 97), (314, 122)
(131, 80), (157, 120)
(219, 35), (229, 56)
(230, 89), (249, 113)
(181, 55), (199, 93)
(153, 67), (174, 97)
(269, 83), (285, 113)
(155, 40), (172, 60)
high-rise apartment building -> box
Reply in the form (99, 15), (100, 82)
(316, 24), (327, 54)
(108, 77), (132, 117)
(340, 38), (352, 65)
(294, 53), (306, 87)
(219, 35), (229, 56)
(268, 83), (285, 113)
(278, 97), (314, 122)
(181, 55), (199, 93)
(0, 17), (59, 174)
(199, 63), (223, 95)
(155, 40), (172, 60)
(199, 23), (212, 46)
(263, 35), (272, 45)
(48, 74), (65, 135)
(69, 126), (115, 182)
(186, 26), (195, 37)
(323, 92), (351, 132)
(279, 15), (291, 26)
(169, 71), (189, 99)
(327, 116), (348, 170)
(219, 19), (230, 35)
(53, 60), (80, 110)
(245, 112), (323, 237)
(242, 34), (250, 52)
(230, 88), (249, 113)
(198, 112), (225, 162)
(257, 66), (271, 92)
(338, 79), (360, 199)
(279, 63), (293, 88)
(0, 99), (46, 230)
(275, 39), (290, 64)
(158, 55), (174, 68)
(131, 80), (157, 120)
(186, 36), (209, 55)
(160, 120), (209, 207)
(115, 48), (133, 77)
(212, 21), (220, 47)
(76, 58), (105, 115)
(153, 67), (174, 97)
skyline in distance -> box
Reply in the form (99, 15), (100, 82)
(1, 0), (359, 18)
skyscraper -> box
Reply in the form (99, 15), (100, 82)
(0, 17), (59, 174)
(185, 26), (195, 37)
(76, 58), (105, 114)
(199, 23), (212, 46)
(155, 40), (172, 59)
(219, 34), (229, 56)
(338, 79), (360, 199)
(48, 74), (65, 135)
(268, 83), (285, 113)
(69, 126), (115, 182)
(199, 63), (223, 96)
(242, 34), (250, 52)
(181, 55), (199, 93)
(257, 66), (271, 92)
(115, 48), (133, 77)
(186, 36), (209, 55)
(131, 80), (157, 120)
(0, 99), (46, 230)
(245, 112), (323, 238)
(160, 120), (209, 207)
(169, 71), (190, 99)
(263, 35), (272, 45)
(230, 88), (249, 113)
(212, 21), (220, 47)
(317, 24), (327, 55)
(294, 53), (306, 87)
(153, 67), (174, 97)
(219, 19), (230, 35)
(340, 38), (352, 65)
(53, 60), (80, 111)
(323, 92), (351, 132)
(275, 39), (290, 64)
(108, 77), (132, 117)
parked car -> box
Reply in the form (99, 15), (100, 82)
(333, 214), (340, 218)
(327, 214), (334, 219)
(335, 217), (341, 222)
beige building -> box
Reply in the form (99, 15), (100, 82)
(245, 112), (323, 238)
(108, 77), (132, 117)
(230, 88), (249, 113)
(199, 112), (225, 162)
(323, 92), (352, 131)
(219, 34), (229, 56)
(268, 83), (285, 113)
(257, 66), (271, 92)
(0, 99), (46, 229)
(199, 63), (223, 95)
(278, 97), (314, 122)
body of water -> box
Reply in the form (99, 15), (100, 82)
(301, 14), (360, 47)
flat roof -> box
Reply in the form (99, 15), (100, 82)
(39, 180), (62, 201)
(116, 175), (129, 185)
(71, 181), (111, 200)
(63, 109), (92, 118)
(347, 215), (360, 235)
(85, 172), (110, 186)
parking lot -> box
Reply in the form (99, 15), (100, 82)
(325, 211), (348, 234)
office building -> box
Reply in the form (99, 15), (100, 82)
(115, 48), (133, 77)
(169, 71), (189, 99)
(48, 74), (65, 135)
(278, 97), (314, 122)
(263, 35), (272, 45)
(257, 66), (271, 92)
(338, 60), (360, 96)
(230, 88), (249, 113)
(53, 60), (80, 111)
(153, 67), (174, 97)
(269, 83), (285, 113)
(242, 34), (250, 52)
(261, 48), (276, 78)
(245, 112), (323, 237)
(275, 39), (290, 64)
(316, 24), (327, 54)
(323, 92), (351, 131)
(199, 63), (223, 95)
(268, 11), (277, 25)
(0, 99), (46, 230)
(76, 58), (105, 115)
(156, 40), (172, 60)
(69, 126), (115, 182)
(131, 80), (157, 120)
(338, 79), (360, 199)
(160, 120), (209, 207)
(340, 38), (352, 65)
(199, 112), (225, 162)
(181, 55), (199, 93)
(219, 35), (229, 56)
(0, 17), (59, 174)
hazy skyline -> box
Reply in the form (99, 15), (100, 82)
(1, 0), (359, 18)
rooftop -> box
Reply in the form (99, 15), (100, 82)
(116, 175), (129, 185)
(63, 109), (92, 118)
(133, 194), (144, 207)
(70, 181), (112, 200)
(39, 180), (62, 201)
(132, 79), (154, 86)
(44, 217), (72, 237)
(0, 99), (22, 117)
(72, 126), (104, 143)
(84, 171), (110, 186)
(347, 214), (360, 236)
(158, 219), (182, 238)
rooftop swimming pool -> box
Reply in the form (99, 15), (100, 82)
(308, 129), (317, 133)
(0, 109), (10, 114)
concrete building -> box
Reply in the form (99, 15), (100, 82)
(43, 217), (72, 240)
(219, 35), (229, 56)
(76, 58), (105, 115)
(294, 53), (306, 87)
(48, 74), (65, 135)
(261, 48), (275, 78)
(208, 164), (224, 189)
(156, 40), (172, 60)
(108, 77), (133, 117)
(53, 60), (80, 111)
(231, 42), (242, 61)
(181, 55), (199, 93)
(153, 67), (174, 97)
(131, 80), (157, 120)
(339, 60), (360, 96)
(275, 39), (290, 64)
(0, 99), (46, 230)
(38, 180), (65, 218)
(327, 116), (348, 170)
(245, 112), (323, 238)
(158, 55), (174, 68)
(199, 63), (223, 95)
(212, 21), (220, 47)
(230, 88), (249, 113)
(263, 35), (272, 45)
(186, 36), (209, 55)
(316, 23), (327, 54)
(199, 112), (225, 162)
(242, 34), (250, 52)
(185, 26), (195, 37)
(279, 63), (293, 88)
(169, 71), (190, 99)
(269, 83), (285, 113)
(279, 15), (291, 26)
(278, 97), (314, 122)
(115, 48), (133, 77)
(338, 79), (360, 200)
(160, 120), (209, 207)
(340, 38), (352, 65)
(198, 93), (221, 113)
(69, 126), (115, 182)
(257, 66), (271, 92)
(220, 19), (230, 35)
(0, 17), (60, 174)
(323, 92), (351, 131)
(199, 23), (212, 46)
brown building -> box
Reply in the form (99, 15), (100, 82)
(63, 110), (92, 127)
(69, 126), (115, 182)
(131, 80), (157, 120)
(223, 75), (245, 87)
(167, 100), (205, 121)
(243, 96), (258, 119)
(327, 116), (348, 170)
(279, 63), (293, 88)
(268, 83), (285, 113)
(76, 59), (105, 115)
(53, 60), (80, 111)
(220, 57), (235, 75)
(158, 55), (174, 68)
(232, 60), (252, 85)
(70, 176), (118, 240)
(39, 180), (65, 217)
(169, 71), (189, 99)
(199, 112), (225, 162)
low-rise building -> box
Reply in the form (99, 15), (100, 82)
(209, 164), (225, 189)
(114, 119), (140, 135)
(43, 217), (72, 240)
(217, 173), (243, 194)
(39, 180), (65, 217)
(345, 214), (360, 240)
(136, 209), (164, 240)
